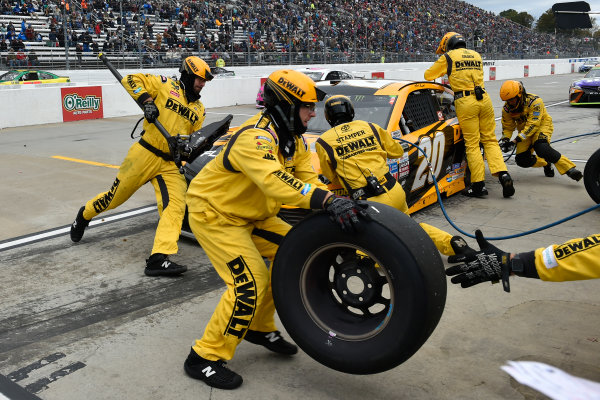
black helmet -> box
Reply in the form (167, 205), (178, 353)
(324, 95), (354, 127)
(436, 32), (466, 54)
(263, 69), (326, 138)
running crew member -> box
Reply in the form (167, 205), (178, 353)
(69, 56), (213, 276)
(425, 32), (515, 198)
(315, 95), (474, 256)
(182, 69), (370, 389)
(499, 80), (583, 181)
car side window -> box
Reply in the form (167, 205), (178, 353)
(25, 72), (39, 80)
(401, 89), (443, 132)
(327, 71), (340, 80)
(434, 89), (456, 119)
(38, 72), (52, 79)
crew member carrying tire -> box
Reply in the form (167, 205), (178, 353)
(425, 32), (515, 198)
(182, 69), (370, 390)
(499, 80), (583, 181)
(315, 95), (474, 257)
(69, 56), (213, 277)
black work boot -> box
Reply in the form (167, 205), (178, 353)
(462, 181), (488, 198)
(244, 330), (298, 355)
(184, 348), (243, 390)
(70, 206), (90, 242)
(450, 236), (476, 258)
(145, 253), (187, 276)
(566, 167), (582, 182)
(543, 164), (555, 177)
(498, 172), (515, 198)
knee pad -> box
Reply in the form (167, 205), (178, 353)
(533, 140), (561, 163)
(515, 152), (537, 168)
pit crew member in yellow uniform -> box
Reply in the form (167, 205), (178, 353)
(499, 80), (582, 181)
(315, 95), (474, 257)
(425, 32), (514, 198)
(69, 56), (213, 276)
(446, 230), (600, 292)
(182, 70), (370, 390)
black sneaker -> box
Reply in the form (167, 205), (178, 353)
(450, 236), (476, 257)
(184, 348), (243, 390)
(543, 164), (555, 177)
(144, 253), (187, 276)
(566, 167), (582, 182)
(462, 181), (488, 198)
(70, 206), (90, 242)
(498, 172), (515, 198)
(244, 330), (298, 355)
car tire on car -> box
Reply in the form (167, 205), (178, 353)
(271, 203), (447, 374)
(584, 147), (600, 204)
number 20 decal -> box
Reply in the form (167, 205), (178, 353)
(411, 131), (445, 192)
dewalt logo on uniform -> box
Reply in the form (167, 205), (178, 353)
(454, 60), (482, 69)
(165, 98), (199, 124)
(277, 77), (305, 97)
(554, 235), (600, 260)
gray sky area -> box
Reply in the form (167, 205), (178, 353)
(472, 0), (558, 18)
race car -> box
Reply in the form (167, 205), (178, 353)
(297, 67), (357, 82)
(578, 61), (598, 73)
(181, 79), (466, 232)
(569, 66), (600, 105)
(0, 69), (70, 85)
(210, 66), (235, 78)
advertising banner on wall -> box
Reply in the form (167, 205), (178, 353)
(524, 65), (529, 77)
(489, 67), (496, 81)
(61, 86), (104, 122)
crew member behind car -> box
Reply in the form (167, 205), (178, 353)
(69, 56), (213, 277)
(315, 95), (474, 256)
(424, 32), (515, 199)
(182, 69), (370, 390)
(499, 80), (582, 181)
(446, 230), (600, 292)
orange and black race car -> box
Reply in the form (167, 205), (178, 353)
(180, 78), (467, 231)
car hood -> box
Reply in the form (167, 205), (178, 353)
(572, 77), (600, 87)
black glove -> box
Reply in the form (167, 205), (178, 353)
(143, 101), (159, 123)
(446, 230), (512, 292)
(499, 137), (515, 153)
(324, 196), (370, 232)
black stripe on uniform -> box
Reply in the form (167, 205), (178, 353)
(156, 175), (169, 208)
(251, 228), (284, 245)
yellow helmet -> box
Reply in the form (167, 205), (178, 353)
(180, 56), (213, 81)
(264, 69), (325, 107)
(263, 69), (326, 138)
(436, 32), (466, 54)
(500, 80), (526, 112)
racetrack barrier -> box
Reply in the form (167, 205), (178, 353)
(0, 57), (597, 129)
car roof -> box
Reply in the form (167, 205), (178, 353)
(315, 79), (437, 95)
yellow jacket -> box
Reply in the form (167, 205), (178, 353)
(122, 73), (206, 154)
(315, 120), (404, 190)
(424, 48), (485, 92)
(533, 234), (600, 281)
(501, 93), (553, 142)
(187, 112), (329, 224)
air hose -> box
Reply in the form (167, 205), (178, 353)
(398, 131), (600, 241)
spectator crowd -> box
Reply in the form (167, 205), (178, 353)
(0, 0), (596, 68)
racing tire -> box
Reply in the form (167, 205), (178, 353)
(584, 148), (600, 204)
(271, 202), (446, 375)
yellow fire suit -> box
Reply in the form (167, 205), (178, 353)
(522, 234), (600, 281)
(315, 120), (456, 256)
(501, 93), (576, 175)
(80, 73), (205, 256)
(186, 112), (330, 361)
(424, 48), (507, 183)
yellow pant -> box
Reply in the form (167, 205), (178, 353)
(456, 94), (507, 183)
(515, 132), (575, 175)
(370, 182), (455, 256)
(188, 202), (290, 361)
(82, 142), (187, 255)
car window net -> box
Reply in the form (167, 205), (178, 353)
(402, 90), (440, 132)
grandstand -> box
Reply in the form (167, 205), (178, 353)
(0, 0), (596, 70)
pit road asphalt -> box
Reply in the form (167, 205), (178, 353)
(0, 73), (599, 400)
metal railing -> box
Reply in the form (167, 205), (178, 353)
(1, 48), (597, 71)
